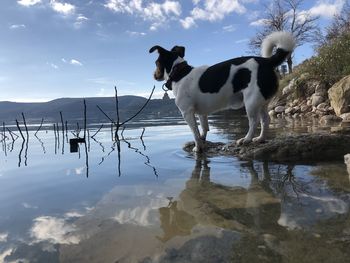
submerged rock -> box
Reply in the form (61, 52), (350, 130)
(184, 134), (350, 163)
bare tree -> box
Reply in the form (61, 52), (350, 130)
(249, 0), (319, 73)
(325, 1), (350, 42)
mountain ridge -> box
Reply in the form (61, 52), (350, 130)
(0, 95), (180, 124)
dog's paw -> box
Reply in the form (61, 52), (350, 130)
(236, 138), (252, 146)
(192, 146), (201, 152)
(192, 143), (205, 153)
(252, 136), (266, 143)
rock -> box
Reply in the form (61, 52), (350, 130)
(292, 106), (300, 113)
(345, 154), (350, 179)
(292, 99), (300, 107)
(311, 93), (325, 107)
(307, 99), (312, 106)
(285, 107), (293, 115)
(340, 112), (350, 121)
(319, 115), (342, 125)
(317, 102), (328, 111)
(301, 105), (310, 113)
(282, 78), (295, 95)
(183, 134), (350, 163)
(268, 110), (276, 117)
(315, 82), (328, 96)
(328, 75), (350, 116)
(274, 106), (285, 114)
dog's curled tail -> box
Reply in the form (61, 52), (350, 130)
(261, 31), (296, 68)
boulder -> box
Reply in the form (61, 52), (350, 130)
(328, 75), (350, 116)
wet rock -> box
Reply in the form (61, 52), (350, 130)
(320, 115), (342, 125)
(274, 106), (285, 114)
(328, 75), (350, 116)
(184, 134), (350, 163)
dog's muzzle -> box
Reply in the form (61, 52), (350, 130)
(153, 69), (164, 81)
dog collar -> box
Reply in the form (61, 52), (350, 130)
(164, 62), (193, 90)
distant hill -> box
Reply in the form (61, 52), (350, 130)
(0, 96), (180, 124)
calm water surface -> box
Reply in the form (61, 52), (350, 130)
(0, 114), (349, 263)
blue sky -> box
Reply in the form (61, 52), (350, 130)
(0, 0), (346, 102)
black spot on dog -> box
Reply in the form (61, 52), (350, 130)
(257, 62), (279, 99)
(232, 68), (251, 93)
(199, 63), (230, 93)
(199, 57), (254, 93)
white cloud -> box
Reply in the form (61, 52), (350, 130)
(74, 14), (89, 28)
(65, 211), (84, 218)
(180, 17), (196, 29)
(181, 0), (246, 29)
(70, 59), (82, 66)
(235, 38), (249, 44)
(47, 62), (59, 69)
(51, 63), (59, 69)
(30, 216), (80, 245)
(162, 0), (181, 16)
(126, 30), (146, 36)
(22, 202), (38, 209)
(251, 0), (345, 28)
(50, 0), (75, 15)
(105, 0), (182, 30)
(223, 24), (236, 32)
(0, 248), (13, 263)
(250, 18), (268, 26)
(308, 0), (344, 18)
(9, 24), (26, 29)
(61, 58), (83, 66)
(17, 0), (41, 7)
(0, 232), (8, 242)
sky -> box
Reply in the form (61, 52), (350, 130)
(0, 0), (347, 102)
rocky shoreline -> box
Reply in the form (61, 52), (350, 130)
(268, 75), (350, 125)
(184, 133), (350, 163)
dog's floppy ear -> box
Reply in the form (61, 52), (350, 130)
(149, 45), (166, 54)
(171, 46), (185, 58)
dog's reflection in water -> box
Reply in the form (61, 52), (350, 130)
(157, 157), (281, 242)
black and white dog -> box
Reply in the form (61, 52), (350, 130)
(150, 31), (295, 152)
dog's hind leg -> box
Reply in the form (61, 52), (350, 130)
(199, 115), (209, 141)
(236, 102), (259, 145)
(182, 111), (204, 152)
(253, 105), (270, 143)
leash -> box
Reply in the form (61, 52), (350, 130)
(162, 83), (169, 92)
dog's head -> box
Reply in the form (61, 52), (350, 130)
(149, 45), (185, 81)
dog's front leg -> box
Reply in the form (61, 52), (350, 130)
(199, 115), (209, 141)
(182, 111), (204, 152)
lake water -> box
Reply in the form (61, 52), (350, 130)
(0, 113), (350, 263)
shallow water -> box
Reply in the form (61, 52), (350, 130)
(0, 113), (349, 263)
